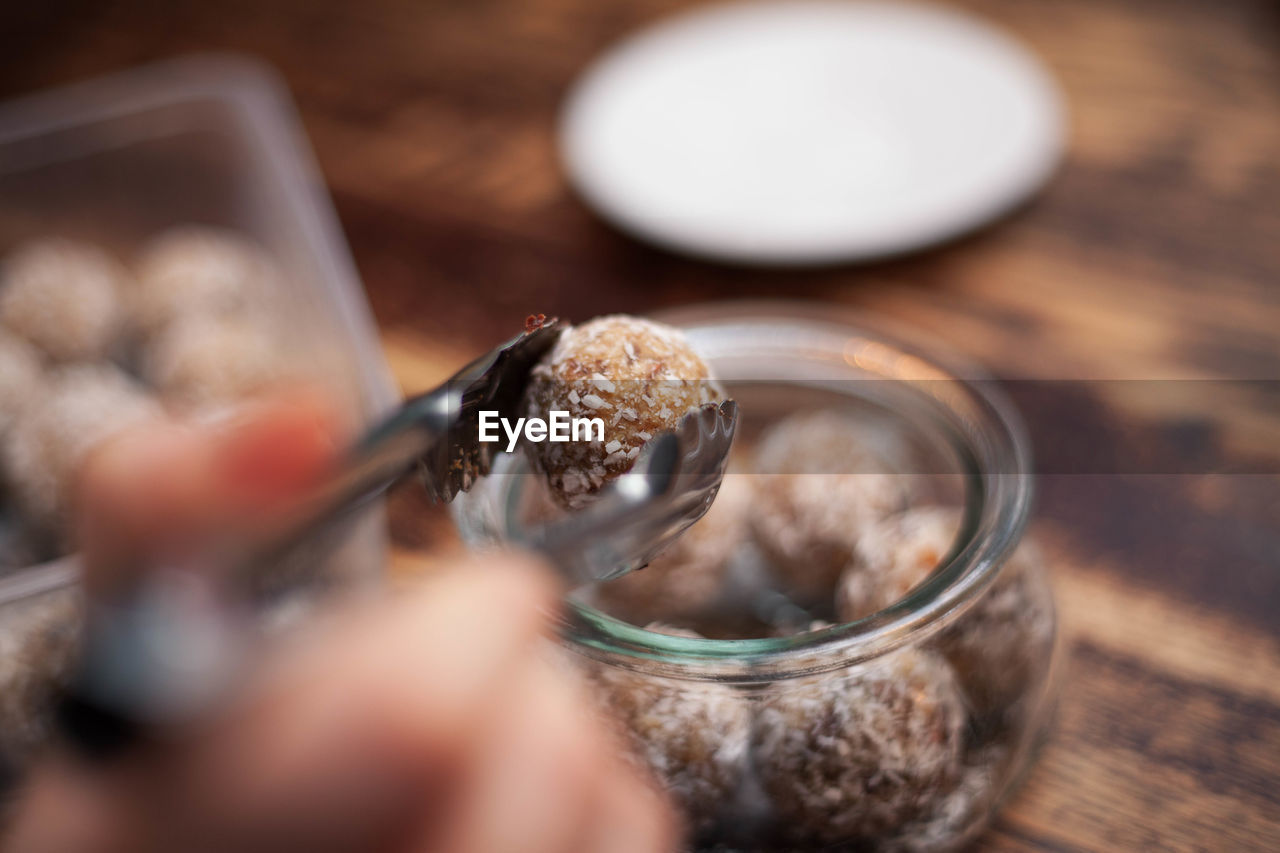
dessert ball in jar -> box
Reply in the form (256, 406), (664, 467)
(584, 625), (752, 839)
(750, 410), (914, 606)
(523, 314), (725, 510)
(452, 304), (1060, 850)
(838, 506), (1058, 744)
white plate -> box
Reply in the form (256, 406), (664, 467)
(560, 0), (1066, 265)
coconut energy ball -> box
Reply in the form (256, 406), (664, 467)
(750, 411), (911, 602)
(0, 589), (79, 765)
(0, 332), (42, 436)
(937, 545), (1055, 720)
(0, 238), (128, 362)
(523, 316), (725, 509)
(142, 313), (289, 408)
(590, 473), (754, 626)
(132, 226), (276, 332)
(883, 751), (1004, 853)
(586, 637), (750, 835)
(752, 647), (966, 843)
(838, 507), (1055, 717)
(836, 506), (962, 621)
(2, 364), (160, 537)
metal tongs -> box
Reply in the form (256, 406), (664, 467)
(57, 318), (738, 758)
(263, 317), (738, 582)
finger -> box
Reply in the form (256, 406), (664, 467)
(561, 661), (681, 853)
(76, 393), (343, 595)
(76, 419), (215, 597)
(167, 554), (561, 852)
(16, 554), (560, 853)
(430, 656), (598, 853)
(4, 759), (146, 853)
(211, 389), (344, 517)
(573, 753), (680, 853)
(552, 682), (681, 853)
(558, 674), (682, 853)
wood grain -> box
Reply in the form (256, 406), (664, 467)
(2, 0), (1278, 849)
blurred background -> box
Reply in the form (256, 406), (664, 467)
(1, 0), (1278, 849)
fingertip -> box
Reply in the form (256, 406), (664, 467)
(331, 554), (564, 757)
(404, 550), (563, 629)
(214, 393), (345, 507)
(578, 757), (682, 853)
(623, 775), (683, 853)
(75, 417), (211, 592)
(76, 417), (187, 510)
(458, 550), (563, 617)
(74, 389), (348, 592)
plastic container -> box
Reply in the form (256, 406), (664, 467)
(454, 303), (1061, 851)
(0, 56), (398, 767)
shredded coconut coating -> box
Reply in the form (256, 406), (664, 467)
(752, 647), (966, 843)
(585, 643), (750, 835)
(143, 313), (289, 409)
(591, 473), (754, 625)
(839, 507), (1056, 717)
(882, 749), (1004, 853)
(0, 332), (43, 436)
(937, 546), (1055, 719)
(750, 411), (911, 602)
(936, 563), (1054, 717)
(0, 239), (128, 362)
(0, 589), (79, 764)
(836, 506), (962, 621)
(524, 316), (725, 509)
(132, 226), (276, 332)
(1, 364), (160, 538)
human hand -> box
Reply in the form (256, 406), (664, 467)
(6, 396), (677, 853)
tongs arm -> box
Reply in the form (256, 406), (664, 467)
(257, 320), (566, 555)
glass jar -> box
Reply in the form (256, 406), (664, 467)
(454, 302), (1060, 851)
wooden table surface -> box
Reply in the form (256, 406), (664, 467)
(4, 0), (1279, 849)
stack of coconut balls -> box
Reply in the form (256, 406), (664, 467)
(577, 409), (1055, 846)
(0, 227), (307, 771)
(0, 229), (300, 567)
(519, 315), (1056, 848)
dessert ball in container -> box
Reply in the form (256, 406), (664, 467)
(839, 506), (1056, 731)
(141, 312), (293, 408)
(751, 646), (966, 844)
(750, 410), (913, 604)
(836, 506), (967, 625)
(131, 225), (278, 333)
(523, 315), (725, 509)
(0, 238), (129, 363)
(0, 332), (42, 437)
(587, 471), (754, 629)
(586, 625), (752, 837)
(0, 586), (79, 766)
(455, 303), (1060, 850)
(2, 364), (161, 539)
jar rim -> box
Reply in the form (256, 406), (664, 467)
(548, 301), (1034, 682)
